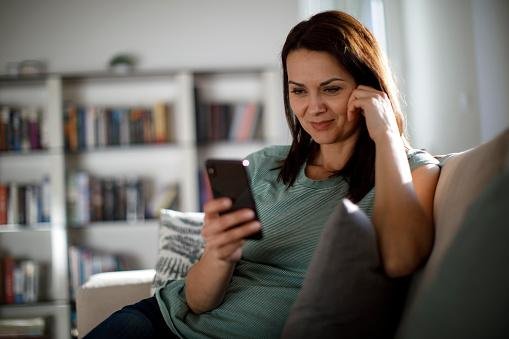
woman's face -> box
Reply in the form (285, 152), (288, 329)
(287, 49), (359, 146)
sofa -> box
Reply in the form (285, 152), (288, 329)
(76, 128), (508, 338)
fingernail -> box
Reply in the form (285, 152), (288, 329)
(245, 209), (255, 218)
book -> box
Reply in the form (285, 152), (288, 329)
(8, 108), (22, 151)
(153, 101), (168, 143)
(0, 184), (8, 225)
(7, 183), (18, 225)
(85, 106), (96, 150)
(3, 256), (15, 304)
(0, 106), (9, 151)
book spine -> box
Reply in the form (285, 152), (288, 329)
(86, 106), (96, 150)
(153, 101), (168, 143)
(40, 176), (51, 223)
(3, 256), (15, 304)
(7, 183), (18, 225)
(9, 108), (22, 151)
(0, 106), (9, 152)
(0, 184), (8, 225)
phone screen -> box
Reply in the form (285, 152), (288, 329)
(205, 159), (262, 240)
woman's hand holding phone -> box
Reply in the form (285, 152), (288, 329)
(202, 197), (261, 263)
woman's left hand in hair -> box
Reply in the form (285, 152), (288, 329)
(346, 85), (400, 143)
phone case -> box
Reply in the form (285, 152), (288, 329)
(205, 159), (262, 240)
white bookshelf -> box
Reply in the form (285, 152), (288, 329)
(0, 68), (287, 337)
(0, 76), (70, 339)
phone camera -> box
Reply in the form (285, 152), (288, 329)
(207, 167), (216, 176)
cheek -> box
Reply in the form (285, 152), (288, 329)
(289, 99), (305, 120)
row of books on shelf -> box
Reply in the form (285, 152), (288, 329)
(67, 171), (179, 226)
(68, 246), (126, 299)
(64, 101), (174, 152)
(0, 105), (45, 153)
(0, 178), (51, 226)
(0, 317), (46, 338)
(1, 255), (41, 305)
(195, 102), (263, 143)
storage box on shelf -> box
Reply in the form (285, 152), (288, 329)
(0, 75), (70, 339)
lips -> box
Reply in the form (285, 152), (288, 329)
(310, 119), (334, 131)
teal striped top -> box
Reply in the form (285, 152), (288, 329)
(156, 145), (438, 338)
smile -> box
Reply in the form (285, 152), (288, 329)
(310, 120), (334, 131)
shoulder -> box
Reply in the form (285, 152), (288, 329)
(246, 145), (289, 167)
(406, 148), (439, 171)
(245, 145), (289, 180)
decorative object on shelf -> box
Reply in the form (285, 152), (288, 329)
(108, 53), (137, 74)
(17, 60), (48, 76)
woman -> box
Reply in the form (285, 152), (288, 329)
(85, 10), (439, 339)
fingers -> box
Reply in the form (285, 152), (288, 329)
(347, 85), (388, 121)
(203, 208), (258, 239)
(204, 197), (232, 217)
(201, 197), (261, 262)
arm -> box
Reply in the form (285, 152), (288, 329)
(184, 198), (261, 314)
(373, 135), (439, 277)
(348, 86), (440, 277)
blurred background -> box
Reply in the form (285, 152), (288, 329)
(1, 0), (508, 153)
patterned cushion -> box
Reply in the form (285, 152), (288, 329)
(153, 209), (205, 290)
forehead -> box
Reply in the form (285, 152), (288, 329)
(286, 49), (353, 83)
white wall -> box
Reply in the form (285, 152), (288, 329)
(400, 0), (508, 154)
(471, 0), (509, 143)
(402, 0), (480, 154)
(0, 0), (299, 72)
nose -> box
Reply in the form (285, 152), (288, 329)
(308, 93), (326, 115)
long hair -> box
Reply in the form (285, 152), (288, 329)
(278, 10), (408, 202)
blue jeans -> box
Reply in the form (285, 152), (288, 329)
(83, 296), (178, 339)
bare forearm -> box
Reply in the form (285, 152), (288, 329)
(185, 252), (235, 314)
(373, 132), (433, 277)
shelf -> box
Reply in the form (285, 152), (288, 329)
(0, 301), (69, 311)
(0, 149), (59, 158)
(0, 223), (52, 233)
(64, 142), (184, 156)
(68, 219), (159, 230)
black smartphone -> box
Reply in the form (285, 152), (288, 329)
(205, 158), (262, 240)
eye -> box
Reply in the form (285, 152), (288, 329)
(323, 86), (341, 94)
(290, 87), (306, 95)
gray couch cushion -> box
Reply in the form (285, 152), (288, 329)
(282, 199), (409, 339)
(397, 171), (509, 339)
(153, 209), (204, 289)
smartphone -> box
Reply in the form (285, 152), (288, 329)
(205, 158), (262, 240)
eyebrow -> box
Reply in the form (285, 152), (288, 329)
(288, 77), (346, 87)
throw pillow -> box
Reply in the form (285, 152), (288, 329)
(152, 209), (205, 290)
(281, 199), (410, 339)
(396, 171), (509, 339)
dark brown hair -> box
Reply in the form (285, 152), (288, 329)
(278, 10), (407, 202)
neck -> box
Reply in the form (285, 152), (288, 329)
(311, 134), (359, 173)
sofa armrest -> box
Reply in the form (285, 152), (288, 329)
(76, 269), (155, 338)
